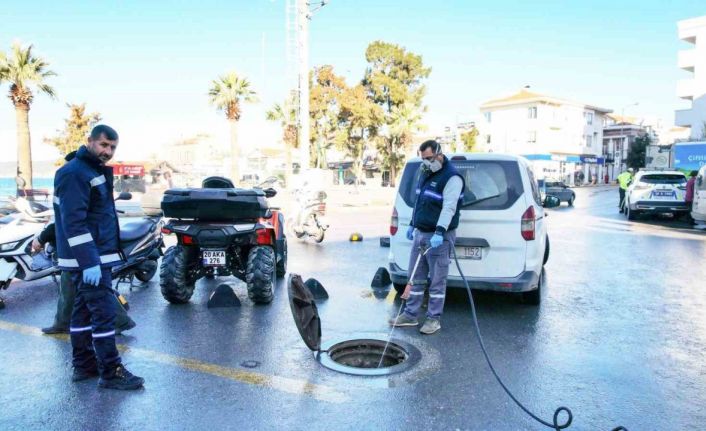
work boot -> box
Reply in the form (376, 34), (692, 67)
(72, 367), (99, 382)
(388, 314), (418, 327)
(42, 324), (69, 335)
(115, 317), (136, 335)
(419, 318), (441, 335)
(98, 365), (144, 390)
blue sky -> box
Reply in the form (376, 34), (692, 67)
(0, 0), (704, 162)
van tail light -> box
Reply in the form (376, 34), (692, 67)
(521, 206), (536, 241)
(390, 207), (399, 236)
(256, 229), (273, 245)
(181, 234), (194, 245)
(161, 227), (172, 235)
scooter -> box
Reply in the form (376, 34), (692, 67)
(0, 193), (164, 308)
(287, 187), (328, 243)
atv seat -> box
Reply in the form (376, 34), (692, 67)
(120, 219), (154, 242)
(202, 176), (234, 189)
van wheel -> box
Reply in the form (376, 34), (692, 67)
(568, 195), (575, 206)
(246, 246), (275, 304)
(160, 246), (197, 304)
(543, 236), (550, 265)
(521, 274), (542, 305)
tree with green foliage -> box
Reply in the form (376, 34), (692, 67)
(626, 134), (651, 170)
(45, 103), (101, 163)
(266, 96), (297, 186)
(0, 43), (56, 190)
(363, 41), (430, 187)
(310, 66), (346, 169)
(460, 127), (479, 152)
(208, 72), (257, 184)
(336, 84), (383, 187)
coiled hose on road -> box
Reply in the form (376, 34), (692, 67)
(450, 247), (628, 431)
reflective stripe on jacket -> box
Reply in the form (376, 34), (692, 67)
(53, 146), (123, 271)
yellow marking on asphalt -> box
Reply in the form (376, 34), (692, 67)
(0, 319), (348, 404)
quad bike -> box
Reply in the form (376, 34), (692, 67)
(159, 176), (287, 305)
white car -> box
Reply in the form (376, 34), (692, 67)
(388, 154), (559, 305)
(691, 165), (706, 224)
(624, 170), (688, 220)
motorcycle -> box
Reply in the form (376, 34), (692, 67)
(287, 187), (328, 243)
(0, 193), (165, 308)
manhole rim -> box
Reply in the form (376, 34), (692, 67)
(315, 336), (422, 376)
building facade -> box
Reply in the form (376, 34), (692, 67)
(675, 15), (706, 140)
(479, 88), (611, 185)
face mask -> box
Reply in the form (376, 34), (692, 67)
(429, 159), (442, 172)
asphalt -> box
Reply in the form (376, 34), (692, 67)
(1, 186), (706, 430)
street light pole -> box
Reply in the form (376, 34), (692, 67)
(296, 0), (329, 172)
(297, 0), (310, 171)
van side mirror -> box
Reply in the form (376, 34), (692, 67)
(543, 195), (561, 208)
(263, 188), (277, 198)
(115, 192), (132, 201)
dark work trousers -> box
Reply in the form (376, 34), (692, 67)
(402, 230), (456, 320)
(619, 188), (626, 210)
(53, 271), (130, 329)
(69, 268), (122, 376)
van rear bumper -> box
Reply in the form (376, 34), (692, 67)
(388, 262), (540, 293)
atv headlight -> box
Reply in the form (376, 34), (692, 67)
(0, 241), (20, 251)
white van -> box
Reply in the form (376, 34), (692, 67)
(388, 154), (559, 305)
(691, 165), (706, 224)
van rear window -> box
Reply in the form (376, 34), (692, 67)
(398, 160), (523, 210)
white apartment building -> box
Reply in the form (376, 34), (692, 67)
(675, 15), (706, 140)
(479, 88), (612, 185)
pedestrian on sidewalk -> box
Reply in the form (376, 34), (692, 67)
(617, 168), (634, 213)
(32, 222), (136, 336)
(53, 124), (143, 390)
(686, 170), (697, 224)
(389, 140), (464, 335)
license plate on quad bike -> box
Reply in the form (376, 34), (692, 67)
(202, 250), (226, 266)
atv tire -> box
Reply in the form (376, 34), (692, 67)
(134, 258), (158, 283)
(276, 240), (287, 278)
(246, 246), (275, 304)
(160, 245), (197, 304)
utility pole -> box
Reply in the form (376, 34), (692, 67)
(291, 0), (329, 173)
(297, 0), (310, 171)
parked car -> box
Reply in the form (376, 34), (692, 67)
(543, 179), (575, 206)
(624, 170), (688, 220)
(691, 165), (706, 224)
(388, 154), (560, 305)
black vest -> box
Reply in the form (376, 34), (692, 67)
(411, 157), (465, 232)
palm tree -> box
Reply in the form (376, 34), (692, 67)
(208, 72), (257, 184)
(0, 43), (56, 190)
(265, 100), (297, 187)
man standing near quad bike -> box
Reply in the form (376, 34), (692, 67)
(53, 124), (143, 390)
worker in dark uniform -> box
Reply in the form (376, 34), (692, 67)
(53, 124), (143, 390)
(31, 221), (136, 335)
(389, 140), (465, 334)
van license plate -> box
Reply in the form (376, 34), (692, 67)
(202, 250), (226, 266)
(459, 247), (482, 260)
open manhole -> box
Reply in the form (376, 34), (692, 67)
(288, 274), (421, 376)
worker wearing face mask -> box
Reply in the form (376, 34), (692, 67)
(389, 140), (465, 335)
